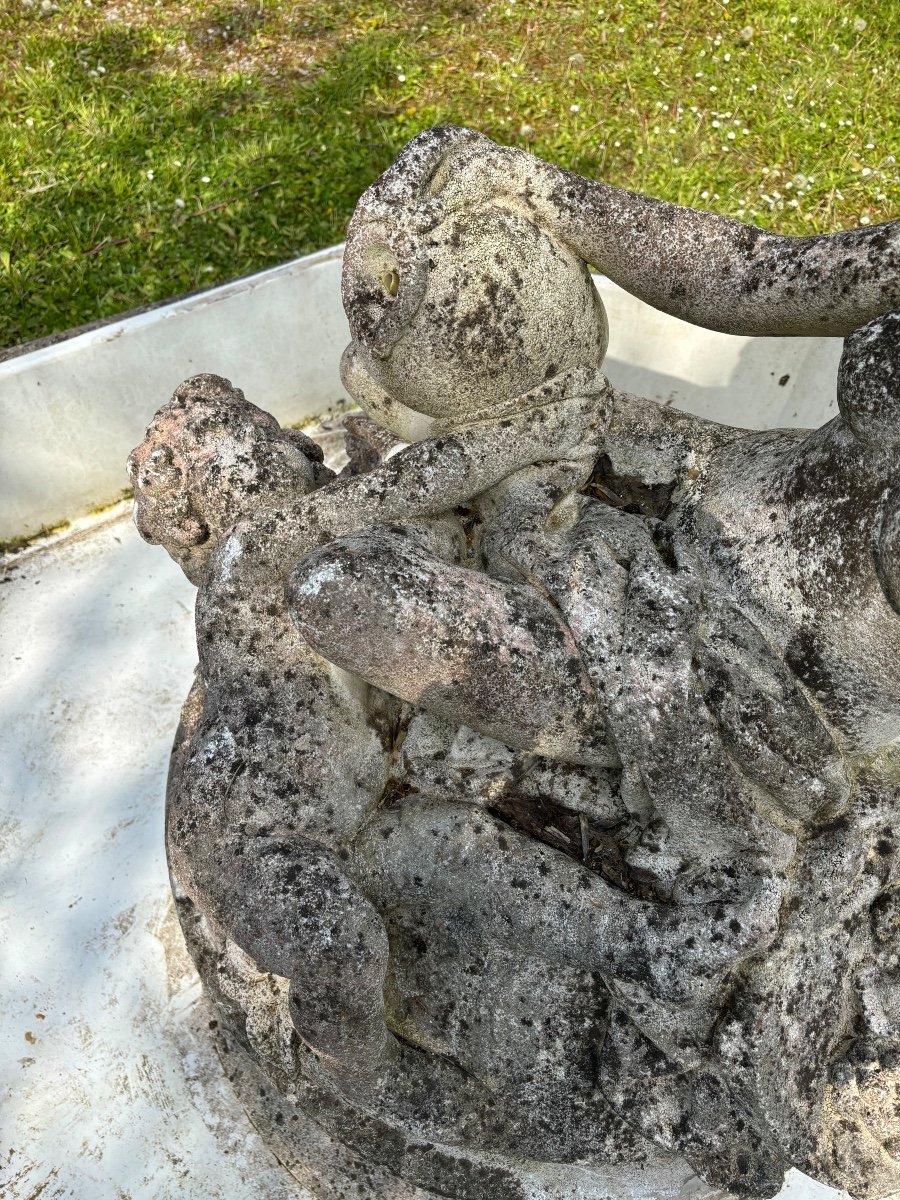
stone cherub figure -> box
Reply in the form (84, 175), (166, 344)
(131, 126), (900, 1200)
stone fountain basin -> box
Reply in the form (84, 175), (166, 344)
(0, 247), (851, 1200)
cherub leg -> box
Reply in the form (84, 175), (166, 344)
(838, 309), (900, 452)
(696, 593), (850, 822)
(354, 799), (781, 1009)
(286, 523), (616, 767)
(193, 831), (393, 1093)
(840, 310), (900, 616)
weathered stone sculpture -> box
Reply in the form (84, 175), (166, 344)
(129, 127), (900, 1200)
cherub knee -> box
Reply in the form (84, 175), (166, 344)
(286, 526), (447, 670)
(838, 310), (900, 449)
(209, 837), (388, 986)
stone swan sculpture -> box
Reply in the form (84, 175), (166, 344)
(129, 127), (900, 1200)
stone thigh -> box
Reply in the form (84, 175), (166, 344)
(287, 523), (615, 766)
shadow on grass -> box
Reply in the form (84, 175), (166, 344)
(3, 28), (419, 347)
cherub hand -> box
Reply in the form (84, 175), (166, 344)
(210, 499), (331, 587)
(422, 127), (532, 217)
(370, 125), (552, 234)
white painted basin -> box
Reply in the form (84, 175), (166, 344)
(0, 246), (852, 1200)
(0, 247), (842, 545)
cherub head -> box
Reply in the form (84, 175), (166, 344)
(341, 128), (608, 440)
(127, 374), (328, 584)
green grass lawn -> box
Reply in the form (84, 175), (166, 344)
(2, 0), (898, 349)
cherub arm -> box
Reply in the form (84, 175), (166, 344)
(287, 522), (617, 768)
(597, 384), (746, 487)
(217, 367), (612, 582)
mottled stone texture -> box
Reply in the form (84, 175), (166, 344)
(129, 127), (900, 1200)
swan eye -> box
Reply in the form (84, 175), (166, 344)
(149, 445), (175, 468)
(380, 269), (400, 297)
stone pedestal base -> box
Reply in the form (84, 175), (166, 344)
(212, 1006), (730, 1200)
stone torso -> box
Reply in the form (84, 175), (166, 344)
(674, 420), (900, 753)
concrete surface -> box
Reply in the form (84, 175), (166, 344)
(0, 510), (310, 1200)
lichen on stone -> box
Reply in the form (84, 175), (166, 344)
(130, 126), (900, 1200)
